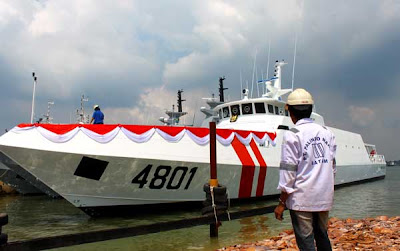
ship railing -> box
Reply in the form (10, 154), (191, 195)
(369, 154), (385, 163)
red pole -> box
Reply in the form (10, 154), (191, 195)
(209, 121), (219, 237)
(209, 122), (218, 186)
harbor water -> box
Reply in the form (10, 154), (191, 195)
(0, 166), (399, 250)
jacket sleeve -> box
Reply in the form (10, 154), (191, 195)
(277, 131), (300, 194)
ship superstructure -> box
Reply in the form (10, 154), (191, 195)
(208, 60), (325, 131)
(200, 77), (227, 123)
(159, 90), (188, 126)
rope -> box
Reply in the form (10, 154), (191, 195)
(210, 186), (218, 224)
(226, 189), (231, 221)
(210, 185), (231, 223)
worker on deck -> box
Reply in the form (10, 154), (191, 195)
(90, 105), (104, 124)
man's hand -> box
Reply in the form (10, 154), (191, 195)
(274, 204), (285, 221)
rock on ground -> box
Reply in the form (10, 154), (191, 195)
(217, 216), (400, 251)
(0, 181), (16, 194)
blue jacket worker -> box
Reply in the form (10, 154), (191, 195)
(90, 105), (104, 124)
(274, 88), (337, 251)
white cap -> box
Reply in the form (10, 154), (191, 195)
(286, 88), (314, 106)
(93, 105), (99, 109)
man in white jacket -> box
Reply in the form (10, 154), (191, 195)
(274, 88), (337, 251)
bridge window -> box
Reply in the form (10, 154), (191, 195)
(231, 105), (240, 116)
(268, 104), (274, 114)
(285, 110), (289, 116)
(255, 103), (266, 113)
(222, 107), (230, 118)
(242, 103), (253, 115)
(274, 106), (279, 115)
(218, 109), (222, 119)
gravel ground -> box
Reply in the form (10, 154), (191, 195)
(217, 215), (400, 251)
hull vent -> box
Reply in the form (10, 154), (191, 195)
(74, 157), (108, 181)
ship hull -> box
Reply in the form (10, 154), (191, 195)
(0, 145), (281, 208)
(0, 144), (385, 216)
(0, 124), (386, 216)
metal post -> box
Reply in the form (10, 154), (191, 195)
(209, 122), (218, 186)
(30, 73), (37, 124)
(210, 223), (218, 237)
(209, 121), (218, 237)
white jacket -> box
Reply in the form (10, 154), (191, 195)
(277, 118), (337, 211)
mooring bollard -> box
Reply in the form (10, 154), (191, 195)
(0, 213), (8, 246)
(202, 122), (229, 238)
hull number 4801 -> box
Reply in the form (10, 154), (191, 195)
(131, 165), (198, 190)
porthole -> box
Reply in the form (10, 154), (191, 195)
(231, 105), (240, 116)
(222, 107), (230, 118)
(242, 103), (253, 115)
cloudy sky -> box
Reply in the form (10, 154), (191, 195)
(0, 0), (399, 160)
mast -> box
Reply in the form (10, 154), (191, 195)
(77, 94), (89, 123)
(256, 66), (259, 97)
(159, 89), (187, 126)
(239, 70), (243, 99)
(218, 77), (228, 102)
(250, 50), (257, 98)
(44, 100), (54, 124)
(266, 40), (271, 80)
(30, 72), (37, 124)
(200, 77), (227, 124)
(291, 32), (298, 90)
(177, 89), (185, 113)
(261, 60), (291, 99)
(273, 60), (287, 90)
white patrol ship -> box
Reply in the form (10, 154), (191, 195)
(0, 60), (386, 216)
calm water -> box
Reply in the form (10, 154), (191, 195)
(0, 167), (399, 251)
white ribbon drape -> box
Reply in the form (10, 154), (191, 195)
(253, 133), (276, 147)
(216, 132), (236, 146)
(236, 133), (253, 145)
(156, 128), (186, 143)
(36, 127), (80, 143)
(11, 125), (276, 146)
(80, 127), (120, 144)
(121, 127), (156, 143)
(186, 130), (210, 145)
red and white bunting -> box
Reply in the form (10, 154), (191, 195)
(12, 124), (277, 146)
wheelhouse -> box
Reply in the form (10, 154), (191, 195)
(217, 99), (289, 120)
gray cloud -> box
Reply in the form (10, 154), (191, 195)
(0, 0), (399, 160)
